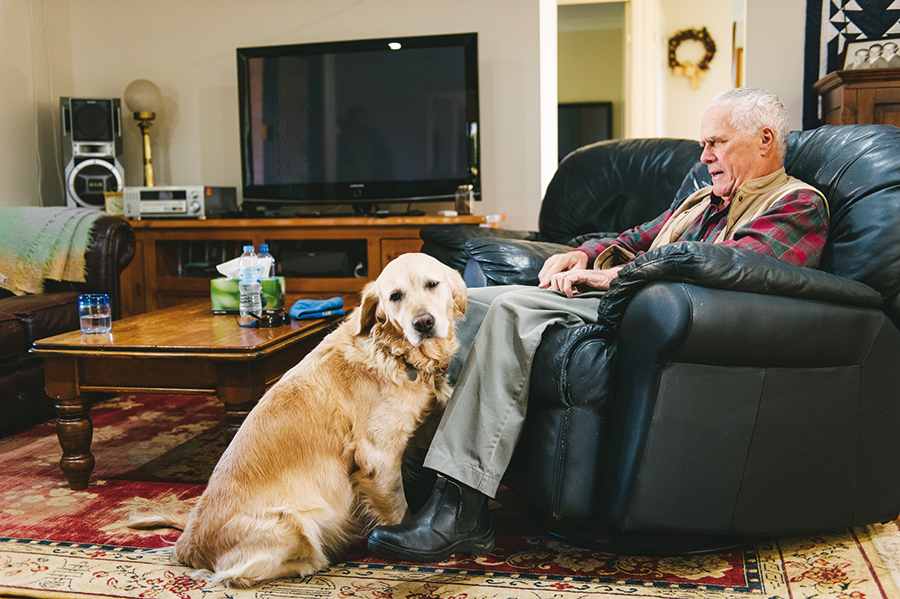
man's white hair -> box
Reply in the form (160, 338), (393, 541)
(707, 87), (790, 156)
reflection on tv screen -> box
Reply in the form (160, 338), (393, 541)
(245, 46), (469, 186)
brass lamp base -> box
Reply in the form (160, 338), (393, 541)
(133, 111), (156, 187)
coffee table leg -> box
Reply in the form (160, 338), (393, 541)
(223, 400), (256, 438)
(54, 395), (95, 490)
(217, 361), (264, 438)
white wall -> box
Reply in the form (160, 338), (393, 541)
(4, 0), (552, 230)
(0, 1), (39, 208)
(743, 0), (806, 129)
(0, 0), (72, 207)
(63, 0), (550, 230)
(658, 0), (734, 140)
(2, 0), (809, 226)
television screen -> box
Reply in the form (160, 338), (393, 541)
(237, 33), (480, 213)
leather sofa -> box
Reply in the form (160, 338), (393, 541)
(422, 125), (900, 543)
(0, 214), (135, 438)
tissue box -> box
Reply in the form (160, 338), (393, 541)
(210, 277), (286, 314)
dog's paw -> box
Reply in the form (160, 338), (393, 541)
(189, 568), (216, 582)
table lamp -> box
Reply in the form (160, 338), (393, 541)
(124, 79), (162, 187)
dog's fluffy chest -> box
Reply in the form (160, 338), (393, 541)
(354, 370), (446, 438)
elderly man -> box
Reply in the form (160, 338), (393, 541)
(368, 87), (829, 563)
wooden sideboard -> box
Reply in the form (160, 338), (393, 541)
(120, 214), (503, 317)
(813, 68), (900, 126)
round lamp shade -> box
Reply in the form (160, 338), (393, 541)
(124, 79), (162, 115)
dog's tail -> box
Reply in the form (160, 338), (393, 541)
(127, 503), (189, 531)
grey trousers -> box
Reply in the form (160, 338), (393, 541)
(422, 285), (605, 497)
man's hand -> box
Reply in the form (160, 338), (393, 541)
(537, 251), (589, 288)
(544, 266), (623, 298)
(538, 250), (622, 298)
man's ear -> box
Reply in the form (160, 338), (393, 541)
(351, 281), (380, 336)
(759, 126), (777, 155)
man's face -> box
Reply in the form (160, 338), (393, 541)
(699, 103), (765, 202)
(886, 44), (897, 58)
(871, 45), (883, 59)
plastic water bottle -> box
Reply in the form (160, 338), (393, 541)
(238, 245), (262, 318)
(258, 243), (275, 279)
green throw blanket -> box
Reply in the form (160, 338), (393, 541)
(0, 207), (104, 295)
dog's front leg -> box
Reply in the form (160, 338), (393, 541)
(351, 443), (410, 526)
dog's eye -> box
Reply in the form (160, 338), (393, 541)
(426, 280), (439, 289)
(390, 291), (403, 302)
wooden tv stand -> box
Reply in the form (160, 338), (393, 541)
(120, 214), (503, 317)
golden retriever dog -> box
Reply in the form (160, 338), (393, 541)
(129, 252), (466, 588)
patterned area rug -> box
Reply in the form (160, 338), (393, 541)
(1, 393), (899, 599)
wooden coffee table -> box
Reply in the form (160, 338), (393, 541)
(31, 300), (340, 490)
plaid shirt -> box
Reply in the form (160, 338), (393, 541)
(574, 188), (829, 268)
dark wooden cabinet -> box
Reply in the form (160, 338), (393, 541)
(121, 215), (503, 316)
(814, 69), (900, 126)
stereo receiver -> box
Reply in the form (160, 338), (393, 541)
(123, 186), (237, 219)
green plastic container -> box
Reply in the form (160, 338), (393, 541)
(210, 277), (285, 314)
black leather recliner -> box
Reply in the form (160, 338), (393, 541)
(423, 125), (900, 541)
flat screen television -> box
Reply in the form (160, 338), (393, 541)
(236, 33), (480, 215)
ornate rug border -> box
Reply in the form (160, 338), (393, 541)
(0, 536), (767, 595)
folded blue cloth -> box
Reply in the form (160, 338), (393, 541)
(290, 296), (345, 320)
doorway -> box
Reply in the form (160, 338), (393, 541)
(558, 1), (626, 145)
(557, 0), (744, 140)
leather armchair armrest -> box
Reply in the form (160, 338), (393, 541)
(419, 225), (539, 274)
(621, 281), (886, 368)
(464, 238), (575, 286)
(43, 216), (135, 320)
(83, 216), (136, 286)
(598, 241), (882, 328)
(530, 321), (617, 409)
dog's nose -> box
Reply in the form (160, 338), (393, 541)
(413, 313), (435, 334)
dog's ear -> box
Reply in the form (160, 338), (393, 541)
(446, 265), (467, 318)
(351, 280), (381, 336)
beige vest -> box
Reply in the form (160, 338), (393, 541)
(593, 168), (827, 269)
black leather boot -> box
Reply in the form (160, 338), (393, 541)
(367, 477), (494, 562)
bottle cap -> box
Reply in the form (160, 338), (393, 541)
(243, 245), (254, 252)
(259, 243), (269, 252)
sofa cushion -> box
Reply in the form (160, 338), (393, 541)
(0, 312), (24, 359)
(0, 292), (80, 347)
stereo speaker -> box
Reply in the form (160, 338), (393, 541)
(60, 97), (125, 209)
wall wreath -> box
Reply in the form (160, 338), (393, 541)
(667, 27), (716, 90)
